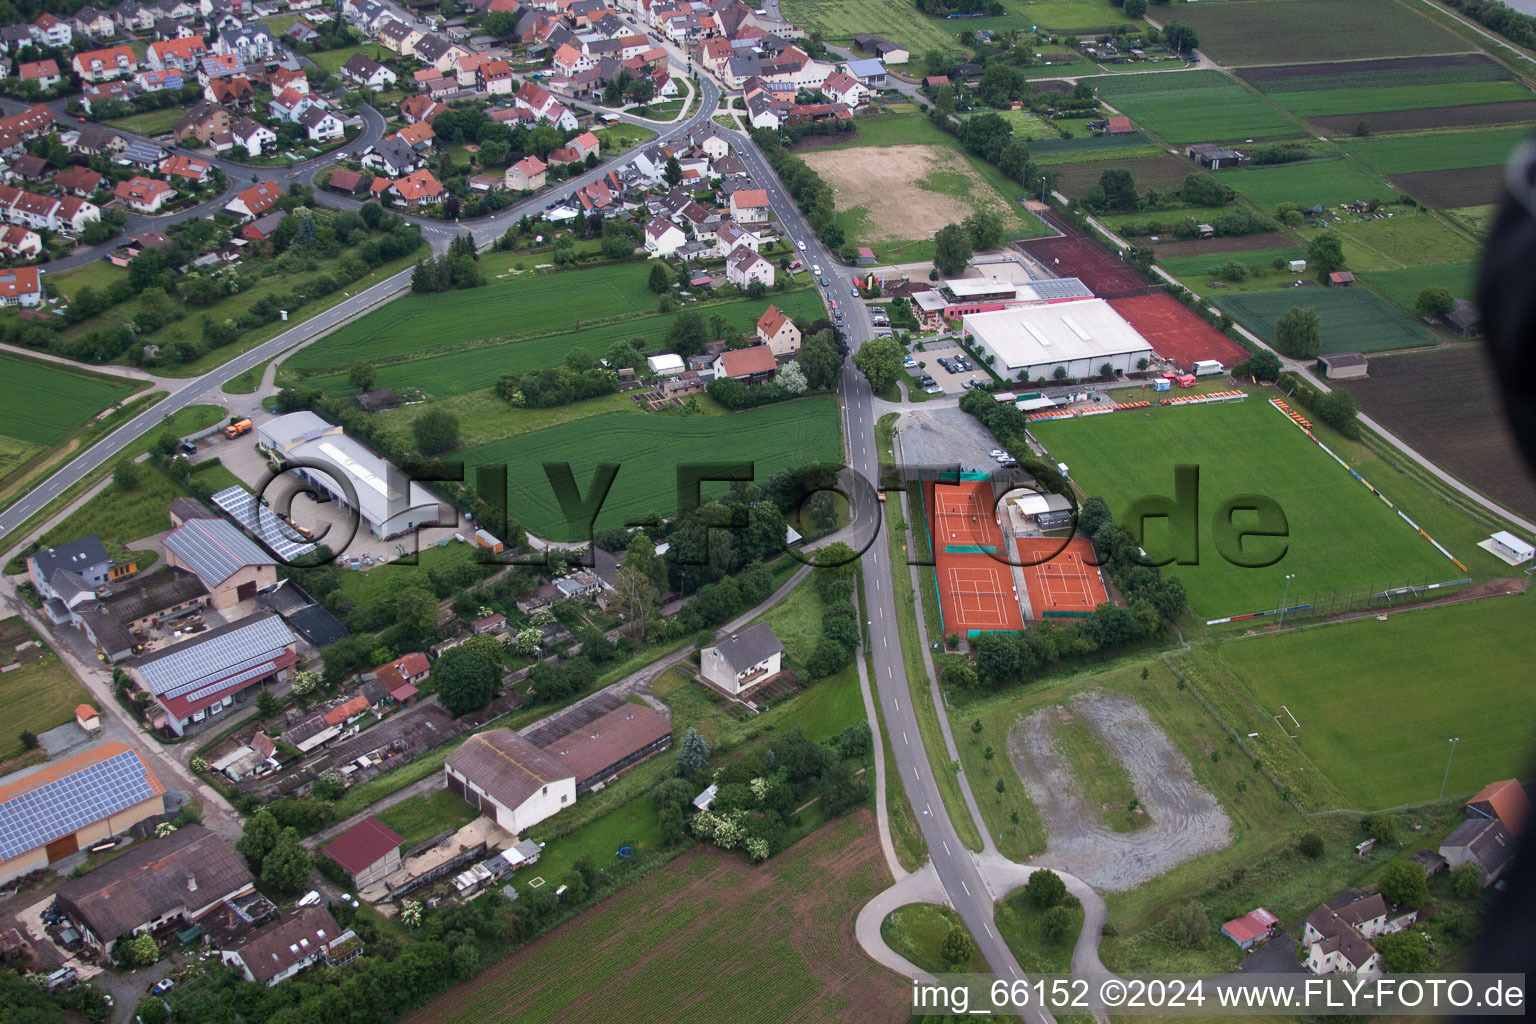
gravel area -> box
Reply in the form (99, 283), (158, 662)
(1007, 691), (1232, 891)
(893, 405), (1007, 475)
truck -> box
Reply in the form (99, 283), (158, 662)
(1192, 359), (1225, 377)
(223, 418), (253, 439)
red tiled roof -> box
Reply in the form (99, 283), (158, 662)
(717, 344), (777, 378)
(1222, 907), (1277, 944)
(323, 695), (369, 727)
(1469, 779), (1529, 835)
(322, 816), (403, 875)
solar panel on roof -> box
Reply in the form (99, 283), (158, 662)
(136, 616), (295, 701)
(210, 486), (316, 561)
(0, 749), (157, 861)
(164, 517), (272, 585)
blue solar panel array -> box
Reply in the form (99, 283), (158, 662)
(0, 749), (157, 862)
(210, 486), (317, 562)
(1032, 277), (1096, 301)
(136, 615), (295, 704)
(164, 517), (274, 585)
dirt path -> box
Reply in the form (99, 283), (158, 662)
(1007, 691), (1231, 891)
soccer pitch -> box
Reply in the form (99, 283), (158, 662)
(1028, 396), (1454, 618)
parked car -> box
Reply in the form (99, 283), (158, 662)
(964, 380), (987, 391)
(903, 356), (917, 367)
(850, 285), (859, 298)
(819, 276), (829, 286)
(150, 979), (175, 995)
(989, 449), (1004, 458)
(924, 384), (944, 395)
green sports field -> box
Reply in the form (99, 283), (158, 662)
(1223, 157), (1397, 211)
(1216, 287), (1438, 353)
(1205, 593), (1536, 809)
(1341, 126), (1530, 173)
(1166, 0), (1464, 65)
(1029, 397), (1452, 618)
(1089, 70), (1304, 144)
(1157, 247), (1306, 283)
(465, 398), (842, 540)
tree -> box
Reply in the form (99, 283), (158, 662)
(1376, 860), (1428, 909)
(852, 335), (904, 393)
(255, 689), (280, 719)
(797, 331), (841, 391)
(963, 210), (1004, 251)
(941, 925), (975, 966)
(1317, 387), (1358, 433)
(260, 827), (311, 896)
(1123, 0), (1147, 16)
(933, 222), (973, 276)
(1375, 930), (1434, 973)
(1306, 232), (1346, 277)
(1451, 861), (1484, 900)
(664, 155), (683, 187)
(18, 730), (38, 751)
(971, 718), (983, 742)
(1246, 349), (1282, 381)
(1042, 904), (1075, 942)
(413, 407), (460, 454)
(648, 261), (671, 294)
(1415, 285), (1455, 319)
(1164, 21), (1199, 54)
(1097, 168), (1139, 212)
(776, 360), (808, 394)
(347, 362), (376, 391)
(1024, 867), (1067, 909)
(677, 726), (711, 774)
(433, 646), (498, 716)
(1362, 813), (1397, 846)
(1274, 306), (1321, 358)
(312, 770), (345, 800)
(1298, 832), (1324, 858)
(117, 933), (160, 968)
(237, 808), (282, 873)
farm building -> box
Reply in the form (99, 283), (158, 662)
(1315, 352), (1368, 380)
(1439, 817), (1516, 886)
(363, 652), (428, 704)
(220, 906), (359, 985)
(646, 353), (685, 376)
(258, 412), (444, 540)
(962, 299), (1154, 383)
(1186, 144), (1246, 169)
(700, 621), (784, 695)
(1328, 271), (1355, 288)
(542, 703), (672, 793)
(853, 34), (908, 64)
(0, 743), (166, 885)
(163, 516), (276, 608)
(444, 730), (576, 835)
(844, 57), (887, 88)
(55, 567), (210, 663)
(1221, 907), (1278, 950)
(126, 613), (298, 736)
(1465, 778), (1528, 834)
(28, 534), (135, 606)
(55, 825), (254, 953)
(322, 816), (404, 887)
(712, 344), (778, 384)
(1440, 300), (1481, 338)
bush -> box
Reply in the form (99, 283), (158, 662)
(1298, 832), (1324, 858)
(1024, 868), (1067, 909)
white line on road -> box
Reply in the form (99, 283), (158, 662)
(886, 666), (892, 679)
(984, 923), (993, 938)
(961, 880), (970, 896)
(882, 635), (887, 648)
(902, 730), (908, 744)
(926, 803), (933, 815)
(942, 840), (951, 856)
(914, 767), (921, 780)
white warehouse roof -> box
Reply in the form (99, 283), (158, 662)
(963, 298), (1153, 372)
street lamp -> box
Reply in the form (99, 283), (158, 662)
(1439, 737), (1460, 799)
(1276, 573), (1296, 627)
(833, 188), (840, 234)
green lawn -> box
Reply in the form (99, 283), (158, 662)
(1028, 396), (1456, 618)
(1216, 286), (1438, 353)
(1167, 0), (1465, 65)
(374, 788), (478, 849)
(780, 0), (972, 55)
(462, 398), (842, 541)
(1274, 80), (1534, 117)
(1362, 260), (1478, 312)
(1158, 246), (1306, 285)
(0, 639), (93, 764)
(1195, 591), (1536, 810)
(0, 354), (143, 449)
(104, 107), (185, 136)
(1089, 70), (1305, 144)
(880, 903), (988, 974)
(995, 889), (1083, 974)
(1341, 125), (1531, 173)
(48, 261), (129, 301)
(1296, 212), (1481, 271)
(1223, 157), (1399, 212)
(309, 43), (391, 75)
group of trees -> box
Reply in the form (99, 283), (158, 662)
(852, 334), (905, 393)
(1275, 367), (1360, 435)
(706, 328), (841, 410)
(495, 345), (620, 409)
(804, 543), (858, 678)
(236, 809), (313, 896)
(1440, 0), (1536, 48)
(751, 129), (844, 249)
(931, 210), (1006, 275)
(411, 234), (485, 293)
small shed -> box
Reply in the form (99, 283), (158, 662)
(354, 387), (399, 412)
(1486, 531), (1534, 566)
(1328, 271), (1355, 287)
(1439, 299), (1481, 338)
(1221, 907), (1278, 950)
(1316, 352), (1368, 379)
(856, 246), (876, 266)
(1105, 115), (1133, 135)
(1288, 259), (1307, 273)
(75, 704), (101, 734)
(646, 353), (685, 376)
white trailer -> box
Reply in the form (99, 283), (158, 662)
(1192, 359), (1225, 377)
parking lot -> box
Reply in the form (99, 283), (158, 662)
(906, 338), (993, 395)
(890, 406), (1016, 475)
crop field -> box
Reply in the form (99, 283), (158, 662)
(1051, 155), (1195, 197)
(1341, 126), (1530, 174)
(1028, 396), (1455, 618)
(1030, 133), (1159, 165)
(1273, 80), (1534, 117)
(463, 398), (841, 541)
(1311, 101), (1536, 135)
(1217, 287), (1437, 354)
(1203, 593), (1536, 810)
(989, 109), (1061, 139)
(1235, 53), (1512, 91)
(401, 811), (906, 1024)
(1167, 0), (1465, 65)
(1223, 157), (1396, 211)
(1390, 166), (1507, 209)
(1089, 71), (1304, 144)
(1296, 212), (1480, 271)
(1338, 345), (1536, 517)
(778, 0), (964, 54)
(0, 355), (142, 449)
(1360, 260), (1477, 312)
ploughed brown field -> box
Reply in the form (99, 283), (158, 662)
(1150, 234), (1291, 259)
(1310, 101), (1536, 135)
(1338, 346), (1536, 518)
(1389, 166), (1507, 209)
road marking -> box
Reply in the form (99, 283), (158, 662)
(894, 698), (900, 710)
(902, 730), (908, 744)
(926, 803), (933, 815)
(942, 840), (951, 855)
(882, 635), (887, 648)
(914, 767), (921, 780)
(886, 666), (892, 679)
(961, 880), (970, 896)
(984, 923), (994, 938)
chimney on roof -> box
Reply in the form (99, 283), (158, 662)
(187, 873), (197, 892)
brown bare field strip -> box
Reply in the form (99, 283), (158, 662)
(1052, 155), (1195, 196)
(1150, 234), (1292, 259)
(801, 143), (995, 241)
(401, 810), (906, 1024)
(1311, 101), (1536, 135)
(1234, 53), (1505, 84)
(1338, 347), (1536, 518)
(1390, 166), (1506, 209)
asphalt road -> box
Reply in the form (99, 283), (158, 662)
(0, 78), (719, 545)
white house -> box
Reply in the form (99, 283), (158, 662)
(298, 106), (345, 142)
(644, 216), (686, 257)
(725, 245), (774, 290)
(339, 52), (396, 92)
(821, 70), (867, 108)
(728, 187), (771, 225)
(444, 729), (576, 836)
(700, 622), (783, 695)
(1300, 895), (1415, 978)
(0, 266), (42, 306)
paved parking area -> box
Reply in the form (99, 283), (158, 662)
(906, 338), (992, 394)
(891, 406), (1008, 474)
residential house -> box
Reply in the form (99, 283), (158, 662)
(377, 168), (443, 208)
(361, 137), (422, 177)
(376, 17), (422, 56)
(414, 33), (470, 75)
(229, 116), (276, 157)
(365, 651), (428, 705)
(206, 73), (256, 106)
(240, 209), (286, 240)
(198, 53), (246, 86)
(159, 154), (214, 184)
(444, 729), (576, 834)
(699, 621), (783, 695)
(268, 86), (312, 123)
(321, 817), (403, 886)
(1466, 779), (1528, 834)
(504, 154), (547, 192)
(18, 60), (62, 91)
(400, 94), (445, 123)
(72, 45), (138, 82)
(2, 186), (62, 231)
(220, 906), (357, 986)
(1439, 817), (1516, 886)
(821, 70), (866, 108)
(711, 343), (778, 384)
(224, 178), (282, 219)
(395, 121), (434, 151)
(454, 51), (491, 88)
(116, 2), (158, 33)
(714, 220), (759, 256)
(284, 19), (320, 45)
(644, 216), (685, 256)
(476, 57), (513, 94)
(148, 35), (210, 72)
(84, 78), (140, 109)
(55, 167), (106, 197)
(0, 266), (43, 306)
(844, 56), (887, 89)
(298, 106), (345, 142)
(56, 196), (102, 234)
(5, 154), (46, 183)
(745, 90), (781, 129)
(1301, 894), (1416, 977)
(174, 99), (232, 143)
(213, 23), (274, 64)
(340, 52), (396, 92)
(728, 187), (770, 225)
(163, 515), (276, 606)
(30, 13), (72, 48)
(0, 226), (41, 259)
(725, 245), (773, 290)
(126, 613), (297, 736)
(756, 304), (801, 356)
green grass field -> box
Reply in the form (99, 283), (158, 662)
(1273, 80), (1534, 116)
(1297, 213), (1481, 271)
(1201, 592), (1536, 809)
(104, 107), (185, 136)
(374, 788), (478, 849)
(1362, 260), (1478, 311)
(0, 354), (142, 449)
(1158, 247), (1306, 284)
(1217, 287), (1438, 353)
(47, 261), (129, 301)
(0, 640), (92, 764)
(1246, 57), (1513, 94)
(880, 904), (988, 973)
(309, 43), (388, 74)
(1168, 0), (1464, 65)
(1031, 133), (1160, 164)
(1223, 157), (1398, 211)
(1028, 397), (1453, 617)
(1341, 126), (1530, 173)
(463, 398), (841, 541)
(1090, 70), (1304, 144)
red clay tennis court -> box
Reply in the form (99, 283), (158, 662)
(1014, 537), (1109, 618)
(1109, 293), (1249, 372)
(931, 480), (1006, 550)
(924, 478), (1025, 634)
(1017, 235), (1150, 299)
